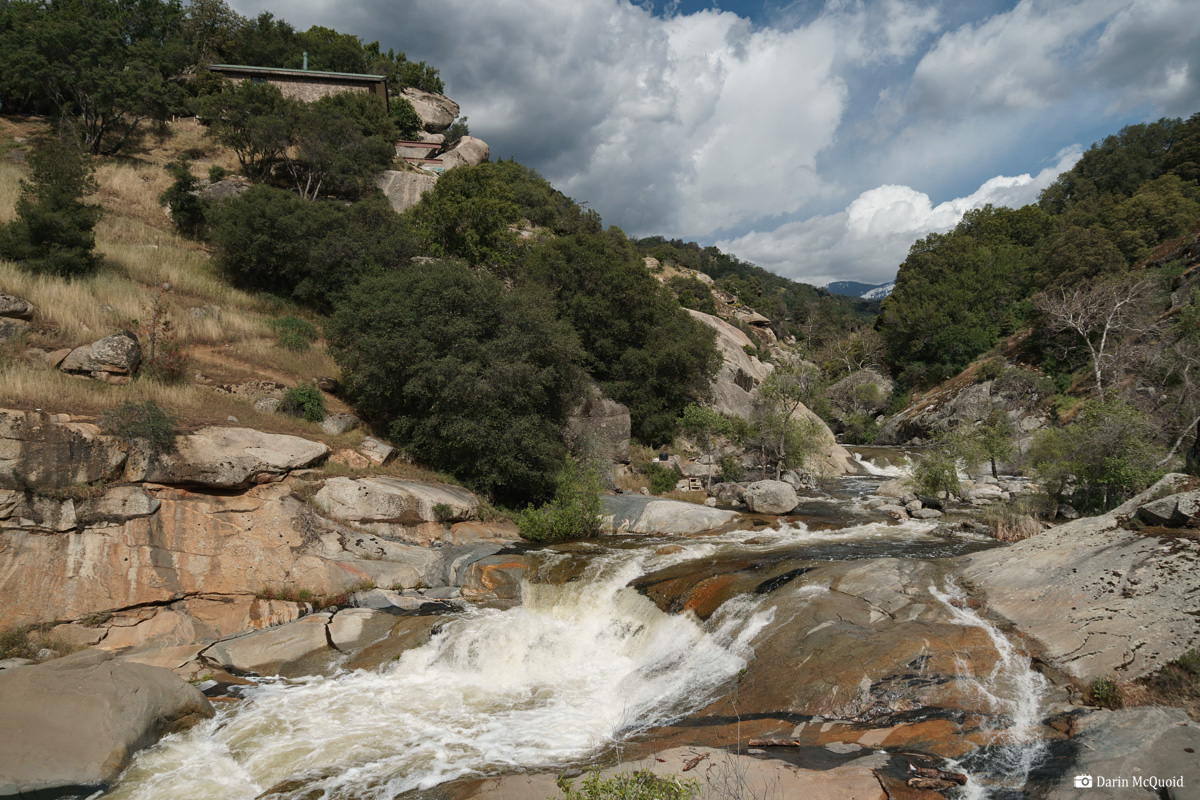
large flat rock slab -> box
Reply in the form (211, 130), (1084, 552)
(601, 494), (738, 535)
(0, 650), (212, 797)
(1036, 707), (1200, 799)
(957, 490), (1200, 681)
(203, 613), (334, 676)
(700, 559), (1007, 728)
(315, 476), (478, 546)
(129, 426), (329, 488)
(0, 409), (127, 490)
(440, 747), (888, 800)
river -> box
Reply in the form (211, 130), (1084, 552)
(96, 452), (1052, 800)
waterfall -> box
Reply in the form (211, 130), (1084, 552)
(99, 549), (774, 800)
(852, 451), (911, 477)
(930, 583), (1050, 798)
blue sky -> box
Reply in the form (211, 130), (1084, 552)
(227, 0), (1200, 287)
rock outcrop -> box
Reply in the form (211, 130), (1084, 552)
(0, 650), (212, 797)
(129, 426), (330, 488)
(377, 169), (438, 213)
(742, 479), (798, 514)
(59, 330), (142, 384)
(401, 88), (461, 132)
(0, 294), (34, 341)
(314, 476), (479, 546)
(1035, 707), (1200, 799)
(684, 308), (771, 419)
(876, 366), (1050, 453)
(1, 409), (126, 490)
(566, 383), (631, 464)
(957, 474), (1200, 681)
(683, 309), (856, 476)
(601, 494), (738, 535)
(437, 136), (490, 169)
(0, 479), (453, 639)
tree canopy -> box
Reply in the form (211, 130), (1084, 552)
(328, 262), (585, 504)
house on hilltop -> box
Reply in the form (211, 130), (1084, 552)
(207, 63), (388, 110)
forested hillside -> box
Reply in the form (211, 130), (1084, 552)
(874, 113), (1200, 506)
(635, 236), (876, 339)
(878, 114), (1200, 389)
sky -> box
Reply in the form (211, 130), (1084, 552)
(226, 0), (1200, 288)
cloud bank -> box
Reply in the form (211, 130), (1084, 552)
(227, 0), (1200, 285)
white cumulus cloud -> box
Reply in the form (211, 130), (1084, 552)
(717, 146), (1082, 286)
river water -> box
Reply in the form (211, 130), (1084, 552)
(97, 454), (1050, 800)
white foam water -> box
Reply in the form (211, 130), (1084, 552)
(929, 582), (1050, 798)
(852, 452), (912, 478)
(99, 549), (774, 800)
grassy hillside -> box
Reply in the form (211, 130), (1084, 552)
(0, 116), (363, 439)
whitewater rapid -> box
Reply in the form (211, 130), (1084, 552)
(99, 547), (774, 800)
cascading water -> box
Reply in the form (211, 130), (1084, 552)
(930, 583), (1050, 799)
(92, 465), (1045, 800)
(852, 451), (911, 478)
(97, 548), (775, 800)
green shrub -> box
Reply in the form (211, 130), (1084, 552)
(99, 400), (178, 457)
(552, 768), (699, 800)
(0, 625), (40, 660)
(1089, 677), (1123, 709)
(642, 461), (681, 495)
(840, 413), (880, 445)
(0, 136), (101, 277)
(432, 502), (454, 524)
(1029, 395), (1162, 511)
(518, 458), (602, 543)
(718, 454), (744, 483)
(159, 157), (207, 238)
(279, 383), (326, 422)
(976, 358), (1005, 382)
(328, 261), (584, 505)
(271, 316), (319, 352)
(993, 365), (1055, 400)
(208, 164), (228, 182)
(912, 449), (959, 500)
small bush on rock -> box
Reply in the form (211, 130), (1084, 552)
(642, 461), (682, 495)
(279, 383), (326, 422)
(1089, 677), (1123, 709)
(518, 458), (602, 543)
(553, 768), (698, 800)
(99, 400), (178, 457)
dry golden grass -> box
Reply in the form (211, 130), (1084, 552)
(0, 261), (143, 347)
(93, 160), (173, 228)
(0, 360), (351, 440)
(0, 118), (360, 443)
(139, 117), (240, 176)
(230, 337), (340, 381)
(0, 162), (20, 222)
(615, 470), (650, 493)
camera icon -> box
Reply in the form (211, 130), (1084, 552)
(1074, 774), (1094, 788)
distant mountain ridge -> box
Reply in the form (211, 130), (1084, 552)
(826, 280), (894, 299)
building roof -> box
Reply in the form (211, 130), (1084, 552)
(208, 64), (386, 84)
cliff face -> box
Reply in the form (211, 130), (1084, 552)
(683, 309), (856, 476)
(0, 409), (517, 653)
